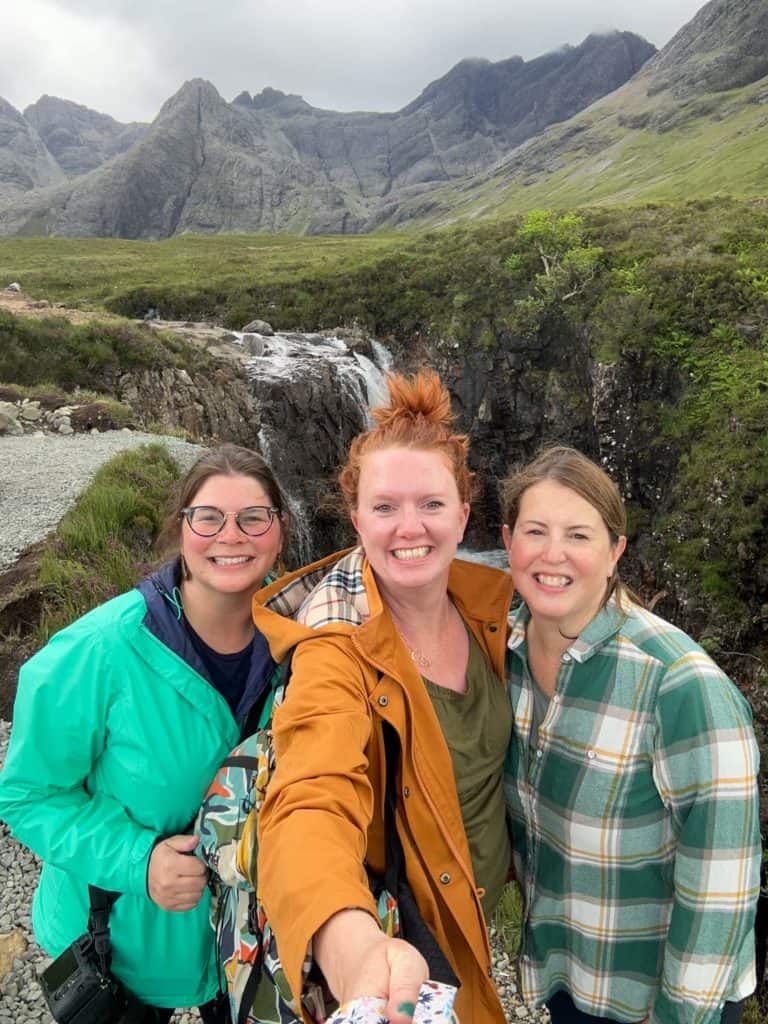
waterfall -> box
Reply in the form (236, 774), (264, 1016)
(234, 327), (393, 565)
(457, 547), (509, 570)
(370, 339), (393, 373)
(283, 492), (315, 569)
(352, 352), (389, 416)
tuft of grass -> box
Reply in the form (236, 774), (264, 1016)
(34, 443), (183, 642)
(493, 882), (523, 958)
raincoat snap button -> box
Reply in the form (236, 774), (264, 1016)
(587, 749), (596, 760)
(562, 652), (572, 663)
(488, 624), (498, 633)
(378, 695), (389, 707)
(403, 786), (411, 798)
(439, 872), (451, 885)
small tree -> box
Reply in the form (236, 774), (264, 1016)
(505, 209), (603, 333)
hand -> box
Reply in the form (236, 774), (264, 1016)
(147, 833), (208, 911)
(315, 909), (428, 1024)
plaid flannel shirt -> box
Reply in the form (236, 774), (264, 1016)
(504, 600), (761, 1024)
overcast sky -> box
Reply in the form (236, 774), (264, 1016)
(2, 0), (706, 123)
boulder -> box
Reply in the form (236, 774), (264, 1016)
(0, 401), (19, 420)
(5, 282), (21, 292)
(241, 319), (274, 336)
(0, 411), (23, 436)
(18, 401), (42, 421)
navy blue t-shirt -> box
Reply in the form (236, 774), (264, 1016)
(186, 623), (273, 716)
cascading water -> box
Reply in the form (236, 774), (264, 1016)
(234, 328), (393, 566)
(352, 352), (389, 416)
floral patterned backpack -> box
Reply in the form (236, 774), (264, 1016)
(194, 652), (323, 1024)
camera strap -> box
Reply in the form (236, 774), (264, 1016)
(87, 886), (121, 978)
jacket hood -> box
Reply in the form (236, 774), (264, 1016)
(136, 559), (192, 651)
(137, 559), (274, 722)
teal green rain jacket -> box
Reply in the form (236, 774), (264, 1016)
(0, 561), (272, 1008)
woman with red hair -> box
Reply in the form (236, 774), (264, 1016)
(253, 371), (514, 1023)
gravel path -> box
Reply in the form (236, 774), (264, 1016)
(0, 431), (205, 573)
(0, 431), (545, 1022)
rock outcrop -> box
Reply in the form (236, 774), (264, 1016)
(0, 98), (64, 203)
(24, 96), (148, 178)
(645, 0), (768, 98)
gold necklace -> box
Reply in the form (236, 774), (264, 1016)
(393, 624), (432, 670)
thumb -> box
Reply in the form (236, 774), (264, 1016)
(162, 833), (199, 853)
(385, 942), (428, 1024)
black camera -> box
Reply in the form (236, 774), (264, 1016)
(39, 931), (144, 1024)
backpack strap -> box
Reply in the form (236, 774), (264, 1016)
(87, 885), (120, 977)
(237, 897), (266, 1024)
(241, 648), (295, 740)
(234, 644), (298, 1024)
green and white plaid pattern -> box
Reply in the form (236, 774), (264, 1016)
(504, 601), (761, 1024)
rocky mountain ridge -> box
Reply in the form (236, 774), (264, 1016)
(381, 0), (768, 225)
(0, 98), (64, 203)
(0, 30), (655, 237)
(1, 0), (766, 236)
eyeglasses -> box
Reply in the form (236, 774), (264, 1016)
(181, 505), (280, 537)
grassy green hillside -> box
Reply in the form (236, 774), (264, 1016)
(2, 198), (768, 661)
(0, 234), (402, 311)
(385, 73), (768, 228)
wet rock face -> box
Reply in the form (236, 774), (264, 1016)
(410, 321), (601, 550)
(389, 321), (704, 629)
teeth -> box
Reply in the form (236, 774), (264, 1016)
(535, 574), (571, 587)
(392, 547), (430, 561)
(212, 556), (251, 565)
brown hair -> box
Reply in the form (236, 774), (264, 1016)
(501, 445), (632, 607)
(157, 444), (289, 556)
(338, 370), (473, 509)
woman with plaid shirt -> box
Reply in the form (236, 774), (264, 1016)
(501, 446), (761, 1024)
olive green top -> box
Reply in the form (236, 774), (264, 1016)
(423, 629), (512, 917)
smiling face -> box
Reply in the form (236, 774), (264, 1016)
(351, 446), (470, 601)
(180, 472), (283, 602)
(503, 478), (626, 634)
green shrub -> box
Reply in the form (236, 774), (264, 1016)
(0, 311), (211, 390)
(35, 444), (182, 641)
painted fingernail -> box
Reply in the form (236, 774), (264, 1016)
(397, 1003), (416, 1018)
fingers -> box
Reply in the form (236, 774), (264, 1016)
(313, 911), (428, 1020)
(162, 833), (200, 855)
(147, 833), (209, 911)
(384, 941), (428, 1024)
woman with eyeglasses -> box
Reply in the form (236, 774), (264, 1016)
(0, 444), (288, 1024)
